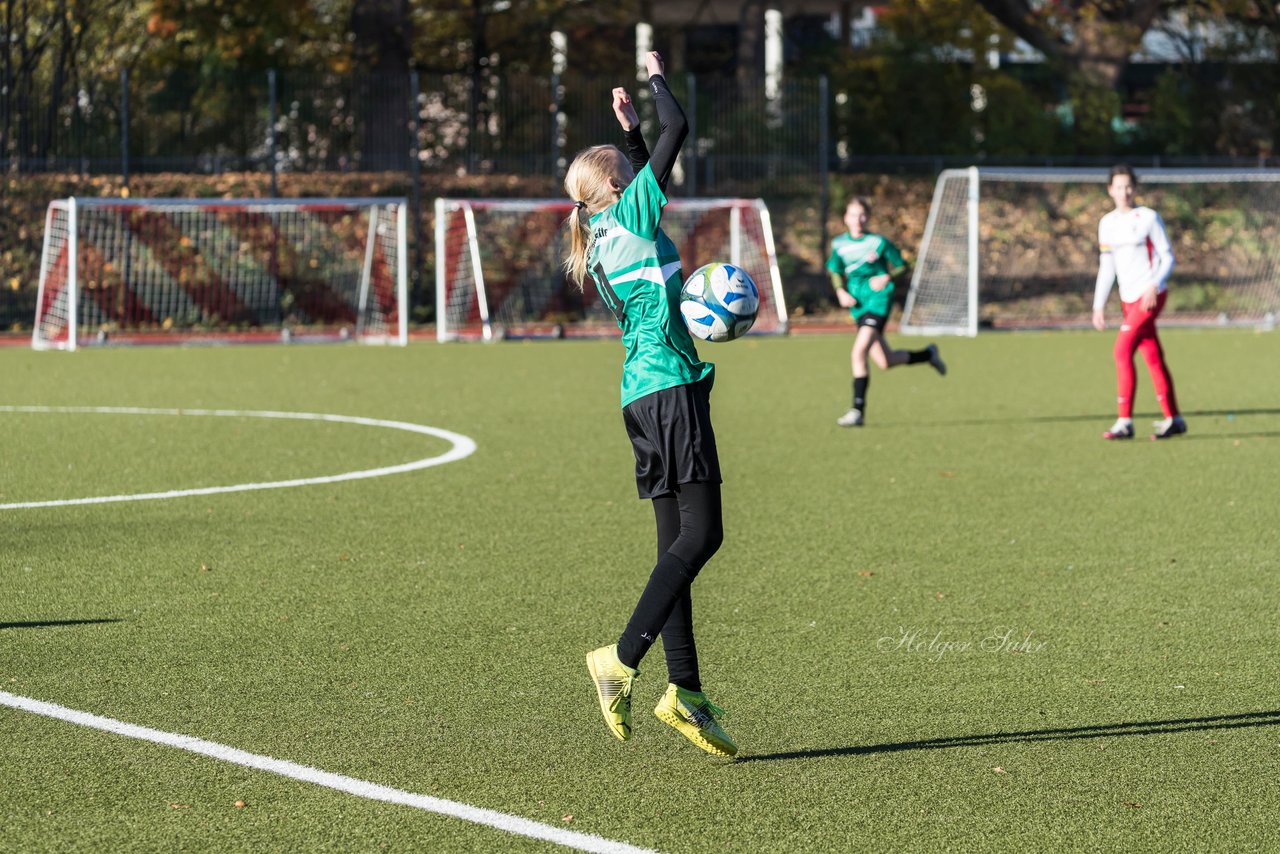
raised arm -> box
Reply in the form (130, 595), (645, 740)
(642, 53), (688, 193)
(612, 87), (650, 175)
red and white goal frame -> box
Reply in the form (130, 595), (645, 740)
(434, 197), (788, 341)
(33, 197), (409, 350)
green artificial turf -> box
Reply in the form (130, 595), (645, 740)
(2, 329), (1278, 852)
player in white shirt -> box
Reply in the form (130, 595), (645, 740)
(1092, 164), (1186, 440)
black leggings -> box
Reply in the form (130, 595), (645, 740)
(616, 481), (722, 691)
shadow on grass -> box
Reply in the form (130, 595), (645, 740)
(736, 710), (1280, 763)
(886, 408), (1280, 430)
(1179, 408), (1280, 418)
(0, 618), (123, 630)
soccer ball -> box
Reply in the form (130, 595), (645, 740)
(679, 262), (759, 343)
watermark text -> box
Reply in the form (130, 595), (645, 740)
(876, 626), (1048, 662)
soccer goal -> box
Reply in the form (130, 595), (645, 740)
(33, 197), (409, 350)
(902, 167), (1280, 335)
(434, 197), (788, 341)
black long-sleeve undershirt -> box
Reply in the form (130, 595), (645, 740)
(622, 127), (649, 177)
(621, 73), (688, 194)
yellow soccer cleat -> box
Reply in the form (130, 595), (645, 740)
(586, 644), (639, 741)
(654, 683), (738, 757)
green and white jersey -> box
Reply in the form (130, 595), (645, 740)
(826, 231), (906, 320)
(588, 163), (714, 408)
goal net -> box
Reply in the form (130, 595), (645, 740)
(435, 197), (788, 340)
(903, 167), (1280, 335)
(33, 197), (409, 350)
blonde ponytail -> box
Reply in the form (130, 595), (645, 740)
(564, 203), (593, 288)
(562, 145), (634, 290)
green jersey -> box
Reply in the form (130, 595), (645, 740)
(826, 231), (906, 320)
(588, 163), (714, 408)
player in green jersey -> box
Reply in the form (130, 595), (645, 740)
(563, 51), (736, 758)
(827, 196), (947, 427)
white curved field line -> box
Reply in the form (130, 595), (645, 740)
(0, 691), (655, 854)
(0, 406), (477, 510)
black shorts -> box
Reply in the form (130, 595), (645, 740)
(857, 312), (889, 330)
(622, 378), (722, 500)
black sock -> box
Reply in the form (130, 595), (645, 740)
(853, 376), (869, 411)
(617, 552), (696, 669)
(907, 349), (931, 364)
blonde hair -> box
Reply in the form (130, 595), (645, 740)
(562, 145), (634, 289)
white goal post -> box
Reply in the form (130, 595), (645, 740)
(903, 167), (1280, 335)
(435, 197), (788, 341)
(33, 197), (410, 350)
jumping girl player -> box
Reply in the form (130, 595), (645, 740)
(564, 51), (736, 758)
(827, 197), (946, 427)
(1093, 164), (1186, 440)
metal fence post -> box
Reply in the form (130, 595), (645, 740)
(818, 75), (829, 268)
(119, 68), (134, 298)
(120, 68), (129, 191)
(687, 73), (697, 196)
(468, 74), (477, 175)
(551, 72), (562, 179)
(409, 70), (425, 318)
(268, 69), (279, 196)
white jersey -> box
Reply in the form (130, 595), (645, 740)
(1093, 206), (1175, 309)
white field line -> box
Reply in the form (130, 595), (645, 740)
(0, 691), (656, 854)
(0, 406), (477, 510)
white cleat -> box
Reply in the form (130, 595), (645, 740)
(1103, 418), (1135, 440)
(836, 407), (864, 428)
(1151, 415), (1188, 440)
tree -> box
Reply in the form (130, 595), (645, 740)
(411, 0), (632, 75)
(821, 0), (1066, 157)
(2, 0), (154, 164)
(408, 1), (632, 173)
(139, 1), (347, 166)
(973, 0), (1166, 89)
(1143, 1), (1280, 155)
(146, 0), (340, 71)
(970, 0), (1171, 148)
(737, 0), (765, 90)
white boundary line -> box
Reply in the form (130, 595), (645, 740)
(1, 410), (656, 852)
(0, 691), (655, 854)
(0, 406), (478, 510)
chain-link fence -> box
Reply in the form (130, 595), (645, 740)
(7, 69), (1280, 334)
(4, 69), (828, 189)
(11, 68), (1280, 181)
(1, 70), (829, 333)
